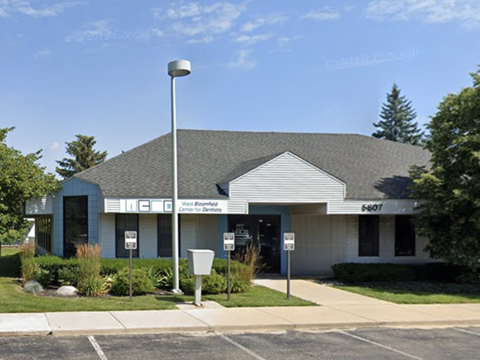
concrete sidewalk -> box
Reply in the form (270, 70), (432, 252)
(2, 280), (480, 336)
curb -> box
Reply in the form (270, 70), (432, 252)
(3, 319), (480, 337)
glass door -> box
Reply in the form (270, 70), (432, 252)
(228, 215), (281, 273)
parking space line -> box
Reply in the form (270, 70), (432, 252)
(338, 331), (426, 360)
(217, 333), (267, 360)
(453, 328), (480, 337)
(88, 336), (108, 360)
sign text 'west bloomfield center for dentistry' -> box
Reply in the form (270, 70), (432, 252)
(119, 199), (228, 214)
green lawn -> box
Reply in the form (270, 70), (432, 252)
(334, 282), (480, 304)
(200, 285), (316, 307)
(0, 251), (314, 313)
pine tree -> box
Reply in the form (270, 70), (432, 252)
(56, 135), (107, 179)
(372, 84), (424, 145)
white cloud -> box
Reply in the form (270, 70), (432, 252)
(33, 48), (51, 59)
(241, 12), (288, 32)
(276, 35), (302, 49)
(0, 1), (85, 19)
(187, 36), (214, 44)
(150, 27), (164, 38)
(228, 48), (256, 70)
(65, 20), (113, 43)
(234, 33), (272, 45)
(49, 140), (60, 151)
(153, 1), (245, 40)
(366, 0), (480, 29)
(301, 7), (341, 21)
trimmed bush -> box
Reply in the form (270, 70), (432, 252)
(110, 268), (155, 296)
(332, 263), (417, 283)
(332, 262), (476, 284)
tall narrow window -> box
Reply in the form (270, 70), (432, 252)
(358, 215), (379, 256)
(116, 214), (139, 258)
(158, 214), (181, 257)
(395, 215), (416, 256)
(64, 196), (88, 258)
(36, 216), (52, 253)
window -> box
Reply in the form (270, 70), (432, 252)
(64, 196), (88, 258)
(395, 215), (416, 256)
(358, 215), (379, 256)
(36, 216), (52, 253)
(157, 214), (180, 257)
(116, 214), (139, 258)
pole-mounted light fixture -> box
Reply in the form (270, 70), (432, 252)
(168, 59), (191, 294)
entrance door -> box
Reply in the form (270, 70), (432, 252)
(228, 215), (281, 273)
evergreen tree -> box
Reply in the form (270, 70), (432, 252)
(410, 67), (480, 270)
(372, 84), (424, 145)
(56, 135), (107, 179)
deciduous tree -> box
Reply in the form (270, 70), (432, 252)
(410, 67), (480, 270)
(0, 127), (59, 255)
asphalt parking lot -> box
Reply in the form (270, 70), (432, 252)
(1, 326), (480, 360)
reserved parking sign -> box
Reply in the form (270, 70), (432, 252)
(125, 231), (137, 250)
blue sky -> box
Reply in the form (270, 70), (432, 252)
(1, 0), (479, 174)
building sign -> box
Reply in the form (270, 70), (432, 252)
(116, 199), (228, 214)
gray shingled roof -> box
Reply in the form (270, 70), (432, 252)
(74, 129), (431, 200)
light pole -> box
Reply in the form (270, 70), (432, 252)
(168, 59), (191, 294)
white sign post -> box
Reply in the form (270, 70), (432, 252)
(125, 231), (137, 301)
(284, 233), (295, 300)
(223, 232), (235, 301)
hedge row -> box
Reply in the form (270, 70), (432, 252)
(34, 255), (253, 290)
(331, 262), (469, 284)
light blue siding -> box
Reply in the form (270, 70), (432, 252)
(53, 178), (101, 256)
(216, 215), (228, 259)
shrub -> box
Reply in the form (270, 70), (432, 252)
(24, 280), (43, 294)
(456, 271), (480, 284)
(332, 263), (417, 283)
(35, 268), (54, 288)
(110, 268), (155, 296)
(78, 276), (105, 297)
(201, 269), (227, 294)
(156, 267), (174, 289)
(230, 274), (252, 293)
(32, 255), (252, 294)
(35, 256), (78, 285)
(20, 244), (36, 284)
(58, 266), (79, 286)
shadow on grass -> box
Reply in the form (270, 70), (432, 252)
(0, 254), (20, 278)
(153, 296), (186, 304)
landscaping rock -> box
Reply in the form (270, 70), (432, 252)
(57, 286), (77, 297)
